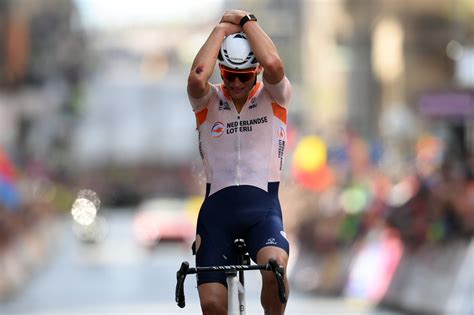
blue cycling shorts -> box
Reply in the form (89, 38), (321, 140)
(195, 182), (290, 286)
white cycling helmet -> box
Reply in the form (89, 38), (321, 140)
(218, 32), (258, 70)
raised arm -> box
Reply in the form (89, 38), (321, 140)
(187, 22), (241, 99)
(220, 10), (285, 84)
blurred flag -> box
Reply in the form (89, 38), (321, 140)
(292, 135), (335, 192)
(0, 147), (21, 210)
(0, 148), (17, 182)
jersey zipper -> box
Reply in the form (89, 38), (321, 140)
(236, 114), (241, 186)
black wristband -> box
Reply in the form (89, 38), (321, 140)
(239, 14), (257, 27)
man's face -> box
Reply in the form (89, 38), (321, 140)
(220, 66), (260, 101)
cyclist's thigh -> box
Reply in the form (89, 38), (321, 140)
(246, 213), (290, 262)
(195, 191), (239, 286)
(195, 227), (237, 286)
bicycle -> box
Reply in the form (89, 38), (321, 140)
(175, 239), (287, 315)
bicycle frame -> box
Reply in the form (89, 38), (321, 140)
(227, 270), (245, 315)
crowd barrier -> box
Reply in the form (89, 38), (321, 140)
(381, 238), (473, 315)
(299, 227), (474, 315)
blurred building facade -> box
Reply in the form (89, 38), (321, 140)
(0, 0), (86, 176)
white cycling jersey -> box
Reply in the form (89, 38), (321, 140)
(188, 77), (292, 196)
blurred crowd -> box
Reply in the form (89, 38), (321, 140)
(286, 128), (474, 252)
(0, 148), (58, 299)
(282, 126), (474, 298)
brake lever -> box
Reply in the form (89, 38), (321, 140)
(268, 258), (287, 304)
(175, 261), (189, 308)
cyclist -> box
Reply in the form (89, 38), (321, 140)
(187, 9), (291, 315)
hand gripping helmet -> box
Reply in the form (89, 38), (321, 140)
(218, 32), (258, 70)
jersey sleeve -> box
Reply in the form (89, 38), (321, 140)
(262, 76), (292, 107)
(187, 85), (216, 112)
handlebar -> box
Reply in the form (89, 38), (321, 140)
(175, 258), (287, 308)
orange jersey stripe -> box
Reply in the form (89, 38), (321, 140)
(195, 108), (208, 127)
(248, 82), (262, 100)
(221, 83), (231, 100)
(271, 102), (287, 124)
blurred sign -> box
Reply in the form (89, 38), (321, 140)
(345, 228), (403, 303)
(455, 47), (474, 87)
(418, 90), (474, 118)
